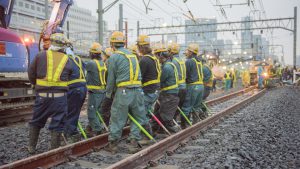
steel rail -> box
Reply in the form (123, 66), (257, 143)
(0, 87), (257, 169)
(106, 89), (266, 169)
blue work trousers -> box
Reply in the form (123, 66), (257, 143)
(181, 84), (204, 116)
(29, 94), (67, 132)
(64, 86), (87, 135)
(87, 91), (106, 132)
(258, 76), (264, 88)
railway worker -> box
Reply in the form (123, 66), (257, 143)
(224, 70), (232, 91)
(136, 35), (160, 144)
(64, 43), (87, 143)
(168, 43), (187, 129)
(242, 70), (250, 87)
(257, 65), (264, 88)
(27, 33), (73, 153)
(85, 42), (107, 137)
(128, 44), (140, 59)
(201, 57), (213, 118)
(102, 47), (113, 63)
(181, 43), (205, 124)
(231, 68), (237, 88)
(105, 31), (146, 154)
(153, 43), (180, 133)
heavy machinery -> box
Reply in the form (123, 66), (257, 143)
(0, 0), (73, 105)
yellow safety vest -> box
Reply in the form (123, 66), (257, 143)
(225, 72), (231, 80)
(173, 57), (186, 84)
(36, 50), (69, 87)
(161, 62), (179, 91)
(68, 55), (86, 85)
(142, 54), (161, 87)
(203, 64), (213, 87)
(189, 58), (203, 85)
(115, 51), (142, 87)
(87, 59), (107, 90)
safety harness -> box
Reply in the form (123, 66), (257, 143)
(87, 59), (107, 90)
(115, 51), (142, 87)
(68, 55), (86, 85)
(173, 57), (186, 84)
(161, 62), (179, 91)
(36, 50), (69, 87)
(142, 54), (161, 87)
(189, 58), (203, 85)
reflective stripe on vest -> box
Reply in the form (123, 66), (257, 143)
(142, 54), (161, 87)
(68, 55), (87, 85)
(87, 59), (107, 90)
(161, 62), (179, 91)
(36, 50), (69, 87)
(115, 51), (142, 87)
(225, 72), (231, 80)
(173, 57), (186, 84)
(189, 58), (203, 85)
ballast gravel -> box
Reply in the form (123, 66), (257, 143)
(159, 86), (300, 169)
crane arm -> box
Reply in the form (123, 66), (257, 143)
(0, 0), (15, 28)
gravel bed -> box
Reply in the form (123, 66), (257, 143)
(0, 110), (89, 166)
(159, 86), (300, 169)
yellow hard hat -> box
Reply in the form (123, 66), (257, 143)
(187, 43), (199, 54)
(89, 42), (102, 54)
(128, 45), (138, 54)
(104, 47), (113, 57)
(137, 35), (150, 45)
(50, 33), (69, 47)
(110, 31), (125, 43)
(168, 42), (180, 54)
(153, 43), (167, 54)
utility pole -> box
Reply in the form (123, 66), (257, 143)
(137, 21), (140, 37)
(98, 0), (103, 44)
(67, 21), (70, 39)
(125, 21), (128, 47)
(45, 0), (48, 19)
(293, 7), (297, 69)
(119, 4), (123, 32)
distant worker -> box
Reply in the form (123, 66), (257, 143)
(64, 45), (87, 143)
(85, 42), (107, 136)
(168, 43), (187, 128)
(231, 69), (236, 88)
(128, 44), (140, 59)
(181, 43), (205, 124)
(153, 44), (180, 133)
(28, 33), (73, 153)
(257, 65), (264, 88)
(201, 57), (213, 101)
(105, 31), (146, 154)
(224, 70), (232, 91)
(242, 70), (250, 87)
(137, 35), (160, 144)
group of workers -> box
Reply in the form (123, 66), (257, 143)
(27, 31), (213, 154)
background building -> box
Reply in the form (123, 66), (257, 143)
(9, 0), (99, 55)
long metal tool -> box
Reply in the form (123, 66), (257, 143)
(96, 111), (109, 132)
(77, 121), (87, 139)
(148, 110), (172, 136)
(128, 113), (156, 142)
(177, 107), (193, 126)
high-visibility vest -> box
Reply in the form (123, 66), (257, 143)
(161, 62), (179, 91)
(189, 58), (203, 85)
(203, 64), (213, 87)
(173, 57), (186, 84)
(36, 50), (69, 87)
(87, 59), (107, 90)
(68, 55), (86, 85)
(142, 54), (161, 87)
(114, 51), (142, 87)
(225, 72), (231, 80)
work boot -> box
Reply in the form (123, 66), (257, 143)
(128, 139), (141, 154)
(104, 141), (118, 154)
(50, 131), (61, 150)
(28, 126), (41, 154)
(66, 133), (81, 144)
(198, 110), (207, 120)
(138, 124), (154, 145)
(165, 121), (180, 133)
(191, 112), (201, 123)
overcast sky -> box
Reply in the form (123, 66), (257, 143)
(75, 0), (300, 65)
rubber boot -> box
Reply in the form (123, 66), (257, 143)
(165, 121), (180, 133)
(50, 131), (61, 150)
(138, 124), (154, 145)
(191, 112), (201, 123)
(104, 141), (118, 154)
(128, 139), (141, 154)
(180, 116), (187, 129)
(28, 126), (41, 154)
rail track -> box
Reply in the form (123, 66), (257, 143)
(0, 86), (265, 169)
